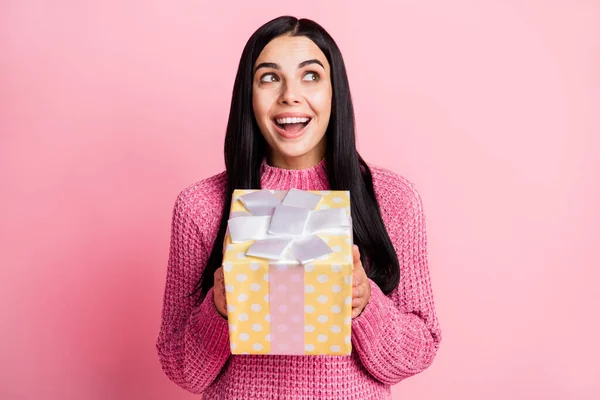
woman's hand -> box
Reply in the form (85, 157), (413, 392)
(351, 245), (371, 319)
(213, 266), (228, 319)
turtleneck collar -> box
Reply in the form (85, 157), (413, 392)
(260, 157), (330, 191)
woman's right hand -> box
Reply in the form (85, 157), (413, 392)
(213, 266), (228, 319)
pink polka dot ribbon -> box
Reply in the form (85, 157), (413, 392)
(268, 264), (305, 354)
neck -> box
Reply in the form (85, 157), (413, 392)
(266, 155), (320, 170)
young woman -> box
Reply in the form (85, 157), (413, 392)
(156, 16), (442, 399)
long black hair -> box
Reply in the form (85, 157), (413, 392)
(191, 16), (400, 303)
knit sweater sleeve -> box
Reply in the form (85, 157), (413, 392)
(155, 189), (231, 394)
(351, 171), (442, 385)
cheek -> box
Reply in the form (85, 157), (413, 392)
(252, 90), (270, 123)
(307, 88), (332, 119)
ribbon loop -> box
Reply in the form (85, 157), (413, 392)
(239, 190), (281, 216)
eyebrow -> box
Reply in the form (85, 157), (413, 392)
(253, 59), (325, 74)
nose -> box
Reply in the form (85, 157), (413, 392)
(279, 81), (302, 105)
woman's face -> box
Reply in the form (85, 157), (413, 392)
(252, 34), (332, 168)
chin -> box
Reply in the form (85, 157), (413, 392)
(273, 146), (312, 159)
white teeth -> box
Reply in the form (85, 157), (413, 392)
(276, 117), (310, 124)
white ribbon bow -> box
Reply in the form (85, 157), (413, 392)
(227, 189), (351, 264)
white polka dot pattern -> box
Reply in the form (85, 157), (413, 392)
(221, 245), (271, 354)
(303, 232), (353, 355)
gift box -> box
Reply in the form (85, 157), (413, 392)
(222, 188), (354, 355)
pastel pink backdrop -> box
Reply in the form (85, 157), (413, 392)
(1, 1), (598, 399)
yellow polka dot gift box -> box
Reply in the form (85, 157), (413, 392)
(222, 188), (354, 356)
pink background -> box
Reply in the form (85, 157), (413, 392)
(1, 0), (599, 399)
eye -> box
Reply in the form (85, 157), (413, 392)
(260, 73), (278, 83)
(302, 71), (320, 82)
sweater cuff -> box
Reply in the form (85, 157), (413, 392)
(351, 279), (387, 346)
(188, 287), (231, 356)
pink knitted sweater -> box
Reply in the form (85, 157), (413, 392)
(156, 158), (441, 399)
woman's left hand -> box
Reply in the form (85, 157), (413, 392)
(351, 245), (371, 319)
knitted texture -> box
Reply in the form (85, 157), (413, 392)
(155, 158), (442, 399)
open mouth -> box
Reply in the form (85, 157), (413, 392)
(273, 117), (312, 136)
